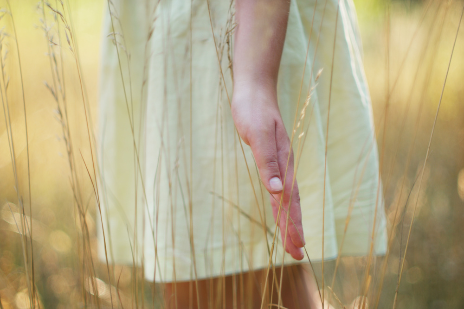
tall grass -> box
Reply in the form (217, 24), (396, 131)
(0, 0), (464, 308)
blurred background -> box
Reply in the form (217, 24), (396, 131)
(0, 0), (463, 308)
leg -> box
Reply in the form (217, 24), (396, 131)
(162, 264), (322, 309)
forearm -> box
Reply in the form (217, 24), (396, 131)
(233, 0), (290, 92)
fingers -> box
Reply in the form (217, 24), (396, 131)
(271, 195), (305, 260)
(285, 182), (305, 248)
(283, 223), (305, 260)
(248, 120), (284, 194)
(247, 116), (305, 258)
(265, 120), (305, 259)
(275, 121), (305, 248)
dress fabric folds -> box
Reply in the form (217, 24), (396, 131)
(97, 0), (388, 282)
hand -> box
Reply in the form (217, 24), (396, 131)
(231, 84), (305, 260)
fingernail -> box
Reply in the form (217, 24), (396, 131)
(269, 177), (283, 192)
(299, 248), (304, 259)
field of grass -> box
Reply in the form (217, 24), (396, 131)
(0, 0), (463, 308)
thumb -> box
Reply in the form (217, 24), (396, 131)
(248, 121), (284, 194)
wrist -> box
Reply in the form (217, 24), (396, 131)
(232, 78), (277, 104)
(234, 73), (277, 93)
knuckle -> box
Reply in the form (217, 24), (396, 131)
(235, 124), (252, 146)
(241, 131), (251, 146)
(264, 157), (279, 172)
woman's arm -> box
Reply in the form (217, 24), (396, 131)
(232, 0), (305, 260)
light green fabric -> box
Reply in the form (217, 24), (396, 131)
(98, 0), (387, 282)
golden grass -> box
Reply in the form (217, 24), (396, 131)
(1, 0), (464, 308)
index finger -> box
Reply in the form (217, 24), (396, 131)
(274, 120), (305, 249)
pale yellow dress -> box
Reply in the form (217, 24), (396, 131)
(97, 0), (388, 282)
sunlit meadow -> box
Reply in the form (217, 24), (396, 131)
(1, 0), (464, 308)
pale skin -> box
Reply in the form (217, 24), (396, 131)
(163, 0), (319, 307)
(232, 0), (305, 260)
